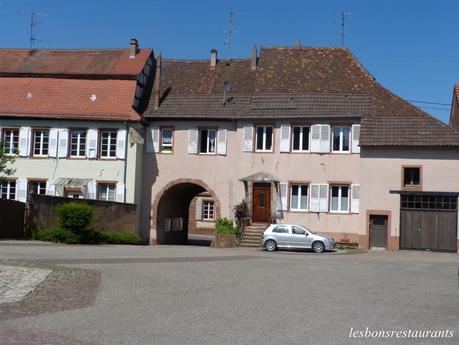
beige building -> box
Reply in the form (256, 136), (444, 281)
(141, 46), (459, 252)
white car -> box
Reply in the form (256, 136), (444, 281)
(261, 224), (335, 253)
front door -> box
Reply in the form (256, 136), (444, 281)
(369, 215), (388, 248)
(252, 183), (271, 223)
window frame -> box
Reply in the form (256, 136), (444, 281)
(1, 179), (16, 200)
(2, 128), (19, 156)
(255, 125), (274, 152)
(160, 127), (174, 154)
(28, 179), (47, 196)
(97, 182), (117, 202)
(289, 183), (309, 212)
(331, 126), (351, 153)
(402, 166), (422, 190)
(291, 126), (310, 152)
(199, 128), (217, 155)
(329, 184), (350, 213)
(69, 129), (87, 159)
(32, 128), (50, 157)
(202, 200), (215, 220)
(99, 129), (118, 159)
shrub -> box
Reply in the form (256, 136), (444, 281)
(32, 227), (81, 244)
(57, 202), (94, 233)
(101, 231), (140, 245)
(215, 218), (237, 235)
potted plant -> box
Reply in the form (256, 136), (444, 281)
(211, 218), (237, 248)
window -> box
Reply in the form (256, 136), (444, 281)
(401, 195), (457, 211)
(29, 181), (46, 195)
(33, 129), (49, 156)
(292, 126), (310, 152)
(98, 183), (116, 202)
(330, 185), (350, 213)
(292, 225), (306, 235)
(332, 126), (350, 152)
(100, 130), (117, 158)
(272, 225), (289, 234)
(403, 167), (421, 187)
(202, 200), (215, 220)
(256, 126), (273, 152)
(161, 128), (173, 153)
(2, 129), (19, 155)
(1, 180), (16, 200)
(290, 184), (308, 211)
(70, 130), (87, 158)
(199, 129), (216, 154)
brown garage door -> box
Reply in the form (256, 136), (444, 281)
(400, 195), (457, 252)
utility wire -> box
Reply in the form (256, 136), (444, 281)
(408, 99), (450, 106)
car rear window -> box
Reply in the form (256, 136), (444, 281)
(272, 226), (289, 234)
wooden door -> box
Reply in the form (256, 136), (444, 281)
(252, 184), (271, 223)
(369, 215), (388, 248)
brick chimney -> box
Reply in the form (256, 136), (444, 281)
(251, 45), (257, 71)
(129, 38), (139, 59)
(210, 49), (217, 69)
(153, 52), (162, 110)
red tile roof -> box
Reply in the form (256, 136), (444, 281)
(0, 77), (140, 121)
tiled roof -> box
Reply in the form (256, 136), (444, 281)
(0, 49), (152, 78)
(145, 46), (459, 146)
(0, 77), (139, 121)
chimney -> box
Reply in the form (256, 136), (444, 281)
(251, 45), (257, 71)
(210, 49), (217, 68)
(129, 38), (139, 59)
(153, 52), (162, 110)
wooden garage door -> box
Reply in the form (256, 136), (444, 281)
(400, 195), (457, 252)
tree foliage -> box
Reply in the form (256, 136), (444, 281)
(0, 142), (15, 181)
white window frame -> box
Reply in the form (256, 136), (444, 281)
(2, 129), (19, 155)
(199, 129), (217, 155)
(1, 180), (16, 200)
(291, 126), (310, 152)
(331, 126), (351, 153)
(70, 130), (87, 158)
(202, 200), (215, 220)
(330, 185), (350, 213)
(290, 184), (309, 211)
(32, 129), (50, 157)
(29, 180), (47, 195)
(98, 183), (116, 202)
(99, 130), (117, 159)
(160, 128), (173, 153)
(255, 126), (273, 152)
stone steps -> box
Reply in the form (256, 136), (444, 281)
(239, 223), (269, 248)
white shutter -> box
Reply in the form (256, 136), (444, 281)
(18, 127), (31, 157)
(320, 125), (331, 153)
(116, 129), (127, 159)
(242, 124), (253, 152)
(352, 124), (360, 153)
(310, 125), (321, 153)
(319, 184), (329, 212)
(16, 179), (27, 202)
(86, 129), (98, 159)
(87, 180), (96, 200)
(217, 128), (227, 155)
(46, 181), (56, 196)
(48, 128), (59, 157)
(279, 124), (291, 152)
(279, 182), (288, 211)
(195, 198), (203, 220)
(116, 182), (125, 203)
(58, 129), (69, 158)
(188, 128), (198, 154)
(351, 184), (360, 213)
(146, 127), (159, 153)
(310, 184), (320, 212)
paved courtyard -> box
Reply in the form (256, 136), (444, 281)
(0, 242), (458, 345)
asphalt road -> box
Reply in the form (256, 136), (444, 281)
(0, 242), (458, 345)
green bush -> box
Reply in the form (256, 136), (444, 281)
(57, 202), (94, 233)
(32, 227), (81, 244)
(215, 218), (237, 235)
(101, 231), (140, 245)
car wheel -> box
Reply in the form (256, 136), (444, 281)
(264, 240), (277, 252)
(312, 241), (325, 253)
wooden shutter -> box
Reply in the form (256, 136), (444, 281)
(58, 129), (69, 158)
(46, 181), (56, 196)
(320, 125), (331, 153)
(116, 129), (127, 159)
(195, 198), (203, 220)
(48, 128), (59, 157)
(16, 179), (27, 202)
(242, 124), (253, 152)
(279, 182), (288, 211)
(279, 124), (291, 152)
(86, 129), (98, 159)
(188, 128), (198, 154)
(309, 184), (320, 212)
(310, 125), (321, 153)
(18, 127), (31, 157)
(217, 128), (227, 155)
(319, 184), (329, 212)
(116, 182), (125, 203)
(351, 124), (360, 153)
(351, 184), (360, 213)
(87, 180), (96, 199)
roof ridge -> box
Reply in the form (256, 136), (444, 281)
(163, 58), (251, 63)
(260, 46), (347, 51)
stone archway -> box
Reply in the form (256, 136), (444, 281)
(151, 179), (221, 244)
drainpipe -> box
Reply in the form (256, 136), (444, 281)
(123, 121), (128, 203)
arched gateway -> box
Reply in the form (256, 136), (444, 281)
(151, 179), (221, 244)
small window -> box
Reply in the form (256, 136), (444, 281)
(98, 183), (116, 202)
(272, 226), (289, 234)
(199, 129), (216, 154)
(256, 126), (273, 152)
(292, 225), (306, 235)
(292, 126), (310, 152)
(2, 129), (19, 155)
(70, 130), (87, 158)
(330, 185), (350, 213)
(33, 129), (49, 156)
(29, 181), (47, 195)
(403, 167), (421, 187)
(1, 180), (16, 200)
(202, 200), (215, 220)
(100, 130), (117, 158)
(332, 126), (350, 153)
(290, 184), (308, 211)
(161, 128), (173, 153)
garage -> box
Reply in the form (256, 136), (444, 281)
(400, 193), (458, 252)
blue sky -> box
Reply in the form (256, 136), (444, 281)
(1, 0), (457, 122)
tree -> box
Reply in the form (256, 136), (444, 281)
(0, 142), (15, 181)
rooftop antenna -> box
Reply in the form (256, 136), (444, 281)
(338, 11), (352, 47)
(27, 11), (49, 49)
(224, 11), (237, 61)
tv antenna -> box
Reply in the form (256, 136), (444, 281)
(26, 11), (49, 49)
(224, 11), (237, 61)
(338, 11), (352, 47)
